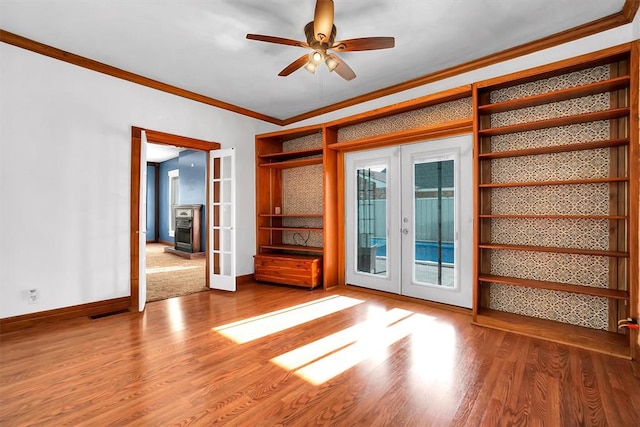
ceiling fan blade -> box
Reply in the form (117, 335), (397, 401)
(278, 54), (310, 76)
(313, 0), (334, 43)
(327, 53), (356, 81)
(246, 34), (308, 48)
(332, 37), (395, 51)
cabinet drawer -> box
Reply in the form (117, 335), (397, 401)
(254, 254), (322, 289)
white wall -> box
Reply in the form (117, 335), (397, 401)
(0, 43), (275, 318)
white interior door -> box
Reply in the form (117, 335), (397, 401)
(138, 130), (148, 311)
(400, 136), (473, 307)
(209, 148), (236, 291)
(345, 146), (401, 294)
(344, 135), (473, 308)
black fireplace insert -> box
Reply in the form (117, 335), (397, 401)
(174, 205), (202, 253)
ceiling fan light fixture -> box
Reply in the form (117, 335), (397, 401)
(246, 0), (393, 81)
(325, 56), (338, 72)
(304, 61), (317, 74)
(310, 50), (324, 64)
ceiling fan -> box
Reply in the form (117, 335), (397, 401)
(246, 0), (395, 81)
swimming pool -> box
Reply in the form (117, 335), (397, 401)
(370, 238), (454, 263)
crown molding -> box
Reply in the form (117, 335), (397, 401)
(0, 29), (284, 126)
(1, 0), (638, 127)
(282, 0), (640, 125)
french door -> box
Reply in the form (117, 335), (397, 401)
(209, 148), (236, 291)
(344, 135), (473, 308)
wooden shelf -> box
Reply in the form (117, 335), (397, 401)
(259, 244), (324, 254)
(478, 274), (629, 300)
(473, 49), (634, 360)
(258, 147), (323, 162)
(256, 125), (329, 288)
(478, 177), (627, 188)
(473, 309), (630, 359)
(477, 76), (630, 114)
(259, 157), (323, 169)
(478, 138), (629, 159)
(478, 214), (628, 220)
(478, 243), (629, 258)
(259, 227), (323, 232)
(477, 107), (629, 137)
(255, 124), (323, 141)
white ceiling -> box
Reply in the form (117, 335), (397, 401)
(147, 143), (183, 163)
(0, 0), (627, 120)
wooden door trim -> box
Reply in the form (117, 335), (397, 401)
(130, 127), (220, 311)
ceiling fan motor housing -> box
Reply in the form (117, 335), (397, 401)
(304, 22), (336, 51)
(313, 0), (335, 42)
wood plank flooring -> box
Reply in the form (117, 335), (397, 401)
(1, 282), (639, 426)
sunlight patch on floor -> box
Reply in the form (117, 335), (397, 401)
(271, 307), (413, 371)
(272, 307), (437, 385)
(212, 295), (364, 344)
(409, 321), (457, 391)
(146, 266), (200, 274)
(168, 298), (185, 332)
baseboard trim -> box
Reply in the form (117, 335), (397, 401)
(342, 284), (472, 316)
(0, 297), (131, 333)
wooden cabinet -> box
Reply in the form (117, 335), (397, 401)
(254, 125), (336, 288)
(472, 45), (637, 358)
(254, 254), (322, 288)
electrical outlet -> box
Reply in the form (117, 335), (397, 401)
(29, 289), (38, 304)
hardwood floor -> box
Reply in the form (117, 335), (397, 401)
(1, 282), (639, 426)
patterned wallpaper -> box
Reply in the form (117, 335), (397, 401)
(337, 97), (472, 142)
(489, 250), (609, 288)
(281, 135), (324, 248)
(490, 148), (610, 183)
(491, 93), (609, 128)
(485, 64), (617, 330)
(490, 218), (609, 250)
(490, 65), (610, 103)
(490, 184), (610, 215)
(490, 121), (611, 152)
(281, 134), (323, 242)
(488, 283), (609, 330)
(283, 133), (323, 151)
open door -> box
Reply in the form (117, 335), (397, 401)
(138, 130), (148, 310)
(209, 148), (236, 291)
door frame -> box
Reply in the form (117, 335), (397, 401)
(130, 127), (220, 311)
(342, 136), (473, 307)
(344, 146), (401, 294)
(335, 128), (473, 296)
(398, 136), (473, 307)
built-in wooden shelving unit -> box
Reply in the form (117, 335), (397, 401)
(472, 45), (638, 359)
(254, 125), (336, 289)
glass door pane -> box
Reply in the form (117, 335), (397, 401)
(413, 159), (455, 287)
(356, 165), (387, 275)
